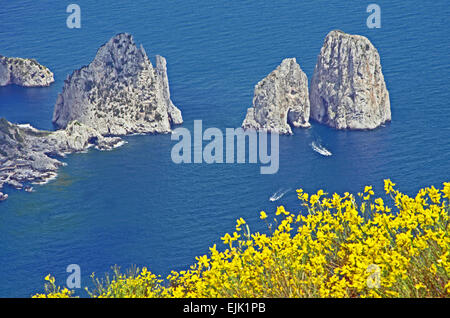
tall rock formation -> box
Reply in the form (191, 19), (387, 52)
(242, 58), (310, 135)
(309, 30), (391, 130)
(52, 33), (182, 135)
(0, 55), (54, 87)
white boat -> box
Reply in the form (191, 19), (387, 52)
(311, 141), (332, 156)
(269, 188), (290, 202)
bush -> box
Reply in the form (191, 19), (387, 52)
(33, 180), (450, 298)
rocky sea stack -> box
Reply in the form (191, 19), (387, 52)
(242, 58), (310, 135)
(309, 30), (391, 130)
(0, 55), (54, 87)
(53, 33), (182, 135)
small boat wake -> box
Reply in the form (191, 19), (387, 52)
(270, 188), (290, 202)
(311, 141), (332, 156)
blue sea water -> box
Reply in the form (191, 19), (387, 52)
(0, 0), (449, 297)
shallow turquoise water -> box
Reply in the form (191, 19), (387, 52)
(0, 1), (449, 296)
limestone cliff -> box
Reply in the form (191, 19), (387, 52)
(0, 55), (54, 87)
(52, 33), (182, 135)
(242, 58), (310, 135)
(309, 30), (391, 130)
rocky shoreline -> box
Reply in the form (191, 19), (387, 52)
(1, 33), (181, 202)
(0, 118), (124, 201)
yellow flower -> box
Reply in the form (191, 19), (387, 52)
(310, 194), (319, 206)
(414, 283), (426, 290)
(44, 274), (55, 284)
(364, 186), (375, 195)
(236, 217), (246, 231)
(441, 182), (450, 199)
(445, 281), (450, 294)
(260, 211), (267, 220)
(384, 179), (396, 194)
(430, 263), (437, 275)
(275, 206), (289, 216)
(196, 255), (209, 268)
(427, 186), (441, 203)
(221, 233), (231, 244)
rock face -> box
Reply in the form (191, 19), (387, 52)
(242, 58), (310, 135)
(155, 56), (183, 125)
(0, 118), (124, 201)
(309, 30), (391, 130)
(0, 55), (54, 87)
(52, 33), (182, 135)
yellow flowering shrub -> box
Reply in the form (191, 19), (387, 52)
(33, 274), (74, 298)
(34, 180), (450, 298)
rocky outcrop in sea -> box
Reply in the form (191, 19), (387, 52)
(1, 33), (182, 202)
(0, 118), (124, 201)
(0, 55), (54, 87)
(242, 58), (310, 135)
(53, 33), (183, 135)
(309, 30), (391, 130)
